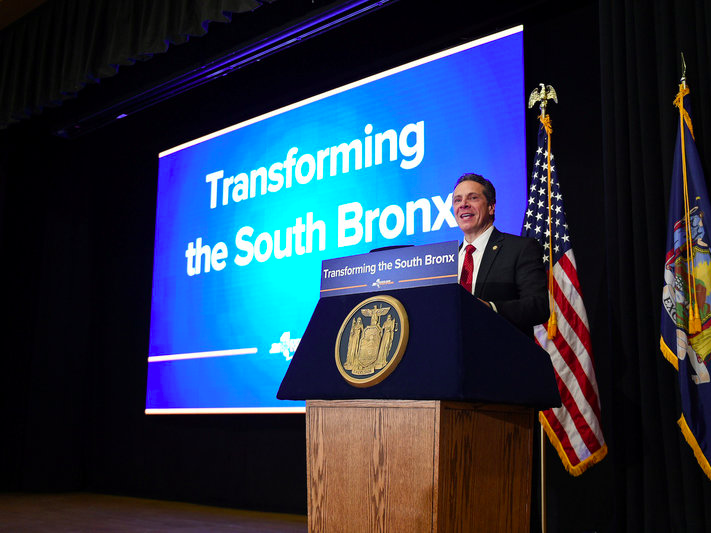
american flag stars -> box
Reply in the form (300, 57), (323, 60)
(523, 148), (572, 265)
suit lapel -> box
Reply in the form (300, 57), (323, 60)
(473, 228), (504, 298)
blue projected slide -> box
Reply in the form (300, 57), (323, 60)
(146, 27), (526, 413)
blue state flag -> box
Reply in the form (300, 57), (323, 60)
(661, 83), (711, 479)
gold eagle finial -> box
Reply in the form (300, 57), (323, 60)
(528, 83), (558, 117)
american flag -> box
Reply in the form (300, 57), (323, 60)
(521, 115), (607, 475)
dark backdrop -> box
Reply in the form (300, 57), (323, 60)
(1, 0), (710, 531)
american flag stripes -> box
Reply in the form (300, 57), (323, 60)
(521, 115), (607, 475)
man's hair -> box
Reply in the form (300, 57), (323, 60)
(454, 173), (496, 205)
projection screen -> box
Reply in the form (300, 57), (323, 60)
(146, 26), (526, 414)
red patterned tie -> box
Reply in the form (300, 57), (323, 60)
(459, 244), (475, 293)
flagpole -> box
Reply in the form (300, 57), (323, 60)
(540, 95), (548, 533)
(540, 418), (547, 533)
(675, 54), (702, 334)
(528, 83), (558, 533)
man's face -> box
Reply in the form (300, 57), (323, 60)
(452, 180), (495, 240)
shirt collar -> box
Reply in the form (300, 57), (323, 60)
(463, 224), (495, 252)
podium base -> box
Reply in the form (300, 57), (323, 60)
(306, 399), (533, 533)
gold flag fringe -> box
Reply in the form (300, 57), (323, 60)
(539, 411), (608, 476)
(678, 414), (711, 480)
(659, 336), (680, 370)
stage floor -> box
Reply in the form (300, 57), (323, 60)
(0, 492), (307, 532)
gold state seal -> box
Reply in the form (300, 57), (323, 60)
(335, 295), (409, 387)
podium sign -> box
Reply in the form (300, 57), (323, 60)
(320, 240), (459, 297)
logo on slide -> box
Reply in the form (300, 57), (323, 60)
(269, 332), (301, 361)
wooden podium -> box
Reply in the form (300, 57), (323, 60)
(278, 283), (560, 533)
(306, 400), (534, 533)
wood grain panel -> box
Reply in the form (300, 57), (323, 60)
(306, 400), (533, 533)
(435, 403), (534, 533)
(307, 401), (436, 532)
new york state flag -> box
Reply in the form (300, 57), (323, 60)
(661, 83), (711, 479)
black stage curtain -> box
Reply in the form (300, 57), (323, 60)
(5, 0), (711, 528)
(599, 1), (711, 531)
(0, 0), (264, 128)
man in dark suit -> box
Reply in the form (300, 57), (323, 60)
(453, 173), (549, 333)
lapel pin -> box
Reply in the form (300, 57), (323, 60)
(492, 245), (498, 250)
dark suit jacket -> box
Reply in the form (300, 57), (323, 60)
(469, 227), (549, 333)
